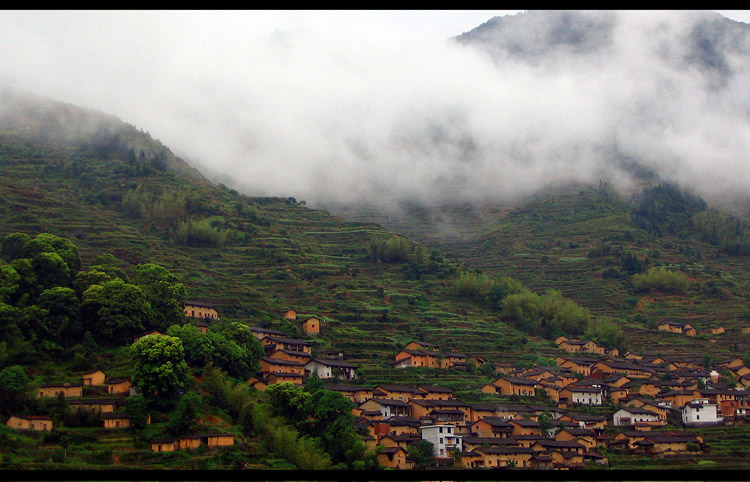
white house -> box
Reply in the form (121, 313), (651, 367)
(613, 407), (662, 426)
(304, 358), (358, 380)
(420, 424), (462, 458)
(567, 386), (603, 405)
(682, 398), (721, 426)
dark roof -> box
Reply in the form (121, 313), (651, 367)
(249, 326), (286, 335)
(102, 413), (129, 419)
(473, 446), (535, 455)
(308, 358), (357, 368)
(262, 357), (305, 366)
(184, 301), (215, 308)
(106, 378), (130, 384)
(270, 348), (312, 358)
(398, 349), (438, 357)
(462, 436), (518, 446)
(367, 398), (410, 407)
(41, 383), (82, 388)
(473, 417), (511, 427)
(14, 415), (51, 420)
(151, 438), (177, 444)
(508, 419), (540, 427)
(83, 369), (104, 375)
(264, 336), (311, 345)
(419, 385), (453, 393)
(376, 385), (423, 393)
(443, 352), (468, 358)
(533, 440), (585, 449)
(406, 340), (438, 348)
(618, 407), (660, 416)
(323, 384), (371, 392)
(502, 377), (539, 385)
(68, 398), (120, 405)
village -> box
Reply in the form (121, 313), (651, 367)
(7, 300), (750, 470)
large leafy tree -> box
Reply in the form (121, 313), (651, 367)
(124, 393), (149, 430)
(0, 264), (20, 304)
(167, 323), (261, 379)
(134, 263), (187, 331)
(81, 279), (152, 345)
(167, 390), (203, 436)
(0, 365), (30, 417)
(0, 233), (31, 262)
(38, 287), (82, 348)
(130, 334), (188, 408)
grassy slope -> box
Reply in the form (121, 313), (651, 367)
(325, 184), (750, 360)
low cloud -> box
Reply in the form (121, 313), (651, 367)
(1, 11), (749, 208)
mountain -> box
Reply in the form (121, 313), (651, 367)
(455, 10), (750, 89)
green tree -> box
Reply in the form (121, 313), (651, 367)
(124, 393), (149, 430)
(130, 334), (188, 408)
(408, 439), (436, 469)
(167, 390), (203, 436)
(134, 263), (187, 331)
(265, 382), (311, 423)
(0, 233), (31, 262)
(81, 279), (152, 345)
(0, 265), (20, 304)
(0, 365), (30, 416)
(38, 287), (81, 348)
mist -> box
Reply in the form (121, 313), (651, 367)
(1, 10), (750, 209)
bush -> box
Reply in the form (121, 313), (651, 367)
(632, 267), (689, 292)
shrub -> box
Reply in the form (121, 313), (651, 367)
(632, 267), (689, 292)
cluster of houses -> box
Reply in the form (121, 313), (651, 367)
(554, 337), (619, 357)
(393, 340), (486, 370)
(657, 322), (697, 337)
(316, 341), (750, 470)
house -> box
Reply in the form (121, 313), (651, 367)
(741, 327), (750, 335)
(305, 358), (358, 380)
(204, 433), (235, 447)
(38, 383), (83, 398)
(494, 362), (515, 374)
(151, 438), (178, 452)
(656, 389), (698, 408)
(682, 398), (721, 426)
(393, 349), (440, 368)
(323, 385), (373, 404)
(374, 385), (424, 402)
(379, 433), (421, 450)
(657, 322), (696, 336)
(107, 378), (131, 395)
(507, 419), (543, 436)
(468, 446), (535, 469)
(613, 407), (663, 426)
(102, 413), (130, 429)
(555, 356), (598, 376)
(418, 385), (454, 400)
(441, 352), (469, 370)
(468, 404), (499, 422)
(133, 330), (163, 343)
(559, 413), (607, 432)
(282, 309), (297, 320)
(249, 326), (286, 340)
(592, 360), (654, 378)
(555, 428), (597, 451)
(470, 417), (513, 438)
(68, 398), (119, 413)
(260, 357), (306, 376)
(265, 372), (304, 386)
(420, 424), (462, 458)
(404, 340), (439, 352)
(82, 370), (106, 386)
(196, 319), (209, 334)
(531, 439), (586, 455)
(183, 301), (219, 320)
(300, 317), (320, 336)
(262, 336), (312, 354)
(359, 398), (411, 419)
(492, 377), (538, 397)
(267, 348), (312, 365)
(559, 386), (603, 405)
(377, 446), (412, 469)
(6, 415), (52, 431)
(709, 326), (725, 335)
(179, 435), (202, 450)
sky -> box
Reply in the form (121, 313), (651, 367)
(2, 10), (750, 208)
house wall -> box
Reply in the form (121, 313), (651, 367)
(83, 371), (105, 386)
(38, 386), (83, 398)
(184, 305), (219, 319)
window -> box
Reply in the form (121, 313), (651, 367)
(440, 438), (444, 444)
(439, 427), (443, 433)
